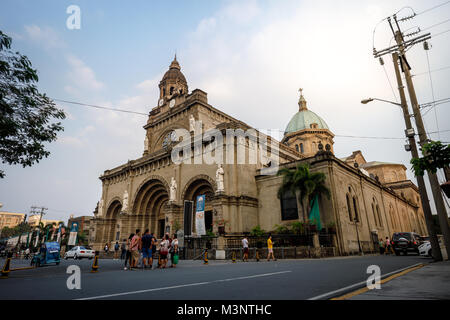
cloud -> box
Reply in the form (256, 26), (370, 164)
(24, 25), (65, 49)
(65, 55), (105, 92)
(57, 136), (83, 148)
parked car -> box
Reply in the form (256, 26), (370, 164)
(64, 246), (95, 260)
(418, 241), (432, 257)
(391, 232), (422, 256)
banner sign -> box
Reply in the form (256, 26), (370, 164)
(195, 195), (206, 236)
(68, 222), (79, 246)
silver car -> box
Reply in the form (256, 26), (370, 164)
(64, 246), (95, 260)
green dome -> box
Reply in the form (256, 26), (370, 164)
(285, 109), (329, 134)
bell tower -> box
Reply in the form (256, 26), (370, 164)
(158, 55), (188, 102)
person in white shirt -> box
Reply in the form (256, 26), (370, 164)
(242, 237), (249, 262)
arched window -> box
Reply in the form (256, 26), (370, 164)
(376, 205), (382, 227)
(295, 144), (299, 152)
(280, 191), (299, 221)
(300, 143), (304, 153)
(372, 202), (378, 226)
(353, 197), (359, 222)
(170, 86), (174, 95)
(346, 194), (353, 221)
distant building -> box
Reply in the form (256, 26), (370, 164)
(67, 215), (93, 239)
(27, 215), (62, 227)
(0, 211), (26, 230)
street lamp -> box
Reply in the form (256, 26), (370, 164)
(361, 97), (402, 106)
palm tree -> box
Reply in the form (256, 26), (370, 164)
(278, 163), (330, 223)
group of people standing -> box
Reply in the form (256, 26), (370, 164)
(378, 237), (393, 255)
(120, 229), (179, 270)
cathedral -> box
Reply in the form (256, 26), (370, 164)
(90, 56), (427, 255)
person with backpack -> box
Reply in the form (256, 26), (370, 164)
(114, 241), (120, 260)
(141, 229), (153, 269)
(159, 234), (170, 269)
(120, 239), (127, 260)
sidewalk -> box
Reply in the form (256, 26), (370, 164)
(349, 260), (450, 300)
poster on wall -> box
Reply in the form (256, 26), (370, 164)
(68, 222), (79, 246)
(195, 195), (206, 236)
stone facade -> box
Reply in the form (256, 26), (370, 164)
(89, 57), (427, 255)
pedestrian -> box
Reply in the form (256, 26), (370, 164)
(124, 233), (134, 270)
(114, 241), (120, 260)
(130, 229), (141, 269)
(141, 229), (153, 269)
(104, 243), (109, 255)
(25, 247), (30, 259)
(379, 238), (385, 255)
(170, 233), (179, 268)
(385, 237), (391, 255)
(159, 234), (170, 269)
(151, 233), (157, 267)
(267, 234), (276, 261)
(120, 239), (127, 260)
(242, 236), (249, 262)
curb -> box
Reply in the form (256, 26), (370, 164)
(307, 262), (425, 300)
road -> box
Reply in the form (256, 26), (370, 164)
(0, 254), (430, 300)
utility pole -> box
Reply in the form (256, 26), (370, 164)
(390, 15), (450, 259)
(391, 51), (442, 261)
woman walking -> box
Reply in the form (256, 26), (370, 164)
(170, 234), (179, 268)
(159, 234), (170, 269)
(124, 233), (134, 270)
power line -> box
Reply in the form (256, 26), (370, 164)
(432, 28), (450, 38)
(416, 1), (450, 16)
(424, 47), (440, 139)
(414, 65), (450, 77)
(422, 18), (450, 31)
(53, 98), (149, 116)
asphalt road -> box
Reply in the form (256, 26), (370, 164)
(0, 254), (430, 300)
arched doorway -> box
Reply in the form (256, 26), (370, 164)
(183, 178), (215, 236)
(133, 178), (169, 238)
(105, 200), (122, 243)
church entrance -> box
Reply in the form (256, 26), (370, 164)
(158, 219), (165, 239)
(205, 210), (213, 233)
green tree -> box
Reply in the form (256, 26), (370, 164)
(411, 141), (450, 176)
(250, 225), (266, 237)
(0, 30), (65, 178)
(277, 163), (330, 222)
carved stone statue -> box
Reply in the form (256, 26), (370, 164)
(122, 190), (129, 212)
(170, 177), (177, 202)
(216, 164), (224, 192)
(144, 135), (149, 151)
(98, 199), (104, 216)
(189, 115), (195, 132)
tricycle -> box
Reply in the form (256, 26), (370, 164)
(31, 242), (61, 267)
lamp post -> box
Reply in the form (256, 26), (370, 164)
(361, 98), (402, 107)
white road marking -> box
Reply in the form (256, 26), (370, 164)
(307, 262), (423, 300)
(76, 270), (292, 300)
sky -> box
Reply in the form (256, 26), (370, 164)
(0, 0), (449, 222)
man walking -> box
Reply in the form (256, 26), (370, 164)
(242, 236), (249, 262)
(267, 234), (276, 261)
(141, 229), (153, 269)
(130, 229), (141, 269)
